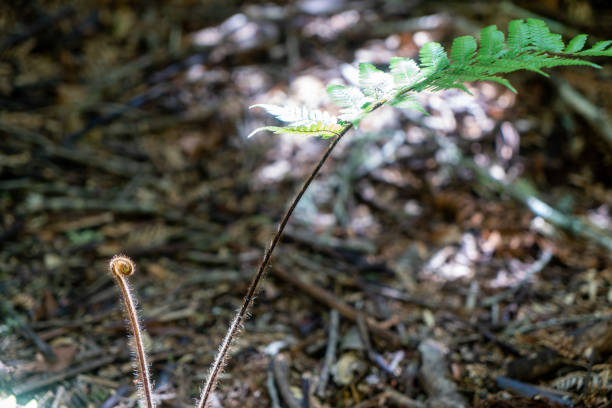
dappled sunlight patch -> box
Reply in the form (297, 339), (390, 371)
(420, 232), (482, 281)
(303, 10), (360, 40)
(257, 159), (291, 183)
(0, 397), (36, 408)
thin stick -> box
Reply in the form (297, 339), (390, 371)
(272, 354), (301, 408)
(196, 125), (352, 408)
(110, 255), (155, 408)
(12, 355), (115, 395)
(272, 266), (400, 344)
(316, 309), (339, 397)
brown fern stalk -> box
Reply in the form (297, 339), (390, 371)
(110, 255), (155, 408)
(196, 121), (361, 407)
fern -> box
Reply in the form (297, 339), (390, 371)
(249, 18), (610, 139)
(199, 18), (612, 408)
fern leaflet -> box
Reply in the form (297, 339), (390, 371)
(327, 84), (373, 123)
(248, 104), (342, 139)
(247, 124), (343, 139)
(358, 63), (395, 99)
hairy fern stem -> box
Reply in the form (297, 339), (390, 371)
(197, 123), (356, 407)
(110, 255), (155, 408)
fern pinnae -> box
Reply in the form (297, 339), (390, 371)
(577, 40), (612, 56)
(507, 19), (531, 55)
(479, 25), (506, 60)
(327, 84), (373, 123)
(563, 34), (588, 53)
(419, 42), (450, 76)
(526, 18), (564, 53)
(358, 63), (395, 99)
(450, 36), (478, 65)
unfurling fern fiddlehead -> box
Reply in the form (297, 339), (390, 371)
(192, 18), (612, 407)
(110, 256), (155, 408)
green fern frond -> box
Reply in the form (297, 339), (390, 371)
(410, 18), (607, 93)
(251, 18), (611, 139)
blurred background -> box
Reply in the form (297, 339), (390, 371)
(1, 1), (611, 407)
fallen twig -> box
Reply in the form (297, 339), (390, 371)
(505, 312), (612, 336)
(495, 376), (573, 407)
(0, 122), (151, 176)
(272, 266), (400, 345)
(384, 387), (426, 408)
(0, 298), (56, 362)
(267, 360), (282, 408)
(272, 354), (301, 408)
(301, 376), (310, 408)
(12, 355), (115, 395)
(316, 309), (339, 397)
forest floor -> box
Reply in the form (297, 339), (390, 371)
(1, 1), (611, 407)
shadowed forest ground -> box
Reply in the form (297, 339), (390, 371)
(1, 1), (611, 407)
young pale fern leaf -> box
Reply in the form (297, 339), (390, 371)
(327, 84), (373, 123)
(248, 104), (343, 139)
(358, 63), (395, 99)
(250, 104), (337, 127)
(250, 18), (611, 139)
(389, 57), (422, 87)
(419, 42), (450, 76)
